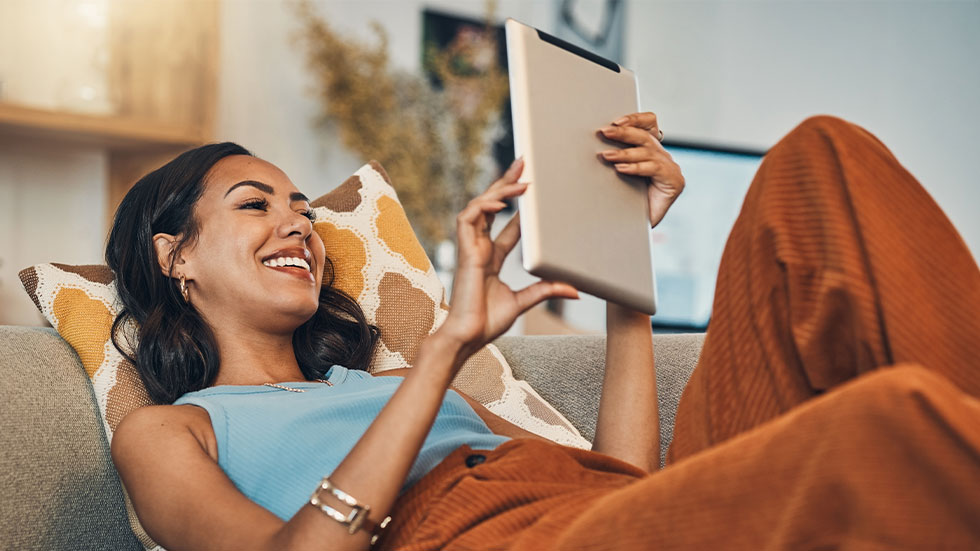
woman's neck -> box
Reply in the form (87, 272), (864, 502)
(208, 323), (307, 386)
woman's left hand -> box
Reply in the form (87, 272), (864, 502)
(598, 112), (685, 229)
(436, 158), (579, 358)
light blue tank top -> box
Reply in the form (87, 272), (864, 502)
(174, 365), (509, 521)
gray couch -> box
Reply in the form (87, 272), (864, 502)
(0, 325), (703, 550)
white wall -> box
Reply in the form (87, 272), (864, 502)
(214, 0), (979, 332)
(216, 0), (980, 260)
(2, 0), (976, 327)
(0, 140), (106, 325)
(215, 0), (555, 197)
(626, 0), (980, 258)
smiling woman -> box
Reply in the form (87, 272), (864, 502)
(104, 116), (980, 551)
(105, 143), (379, 405)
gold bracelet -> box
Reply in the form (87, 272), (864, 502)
(309, 477), (392, 545)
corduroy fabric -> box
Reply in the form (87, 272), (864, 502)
(378, 116), (980, 550)
(668, 115), (980, 461)
(377, 440), (647, 551)
(382, 366), (980, 550)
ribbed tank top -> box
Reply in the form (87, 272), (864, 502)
(174, 365), (509, 521)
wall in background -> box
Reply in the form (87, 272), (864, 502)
(2, 0), (976, 328)
(0, 141), (106, 325)
(215, 0), (979, 256)
(214, 0), (553, 199)
(627, 0), (980, 256)
(565, 0), (980, 332)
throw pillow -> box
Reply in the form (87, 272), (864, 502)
(311, 161), (587, 446)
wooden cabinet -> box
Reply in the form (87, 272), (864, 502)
(0, 0), (220, 229)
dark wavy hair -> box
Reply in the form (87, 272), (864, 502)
(106, 142), (379, 404)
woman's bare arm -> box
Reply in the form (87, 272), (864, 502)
(589, 111), (682, 471)
(591, 303), (659, 472)
(113, 404), (285, 550)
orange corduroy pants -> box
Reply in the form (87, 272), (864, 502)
(379, 116), (980, 550)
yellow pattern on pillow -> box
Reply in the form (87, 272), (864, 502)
(318, 221), (368, 300)
(376, 195), (431, 272)
(52, 287), (114, 378)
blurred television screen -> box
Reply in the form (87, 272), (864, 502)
(651, 141), (766, 329)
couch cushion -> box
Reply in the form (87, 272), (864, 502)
(494, 333), (704, 466)
(0, 325), (141, 550)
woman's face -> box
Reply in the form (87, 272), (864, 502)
(163, 155), (326, 335)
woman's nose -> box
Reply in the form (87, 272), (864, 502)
(278, 210), (313, 238)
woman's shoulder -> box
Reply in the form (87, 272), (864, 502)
(112, 403), (218, 463)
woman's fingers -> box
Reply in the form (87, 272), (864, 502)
(486, 157), (525, 193)
(456, 198), (507, 249)
(613, 112), (659, 131)
(512, 280), (579, 314)
(491, 211), (521, 270)
(611, 112), (662, 141)
(599, 124), (661, 148)
(599, 146), (665, 164)
(612, 160), (660, 176)
(599, 124), (655, 146)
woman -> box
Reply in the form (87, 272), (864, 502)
(108, 113), (980, 550)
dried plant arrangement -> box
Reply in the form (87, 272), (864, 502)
(294, 0), (509, 254)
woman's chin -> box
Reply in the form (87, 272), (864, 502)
(252, 298), (321, 333)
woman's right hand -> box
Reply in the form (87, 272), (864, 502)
(434, 158), (579, 359)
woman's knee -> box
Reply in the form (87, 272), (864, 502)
(766, 114), (888, 166)
(833, 364), (959, 427)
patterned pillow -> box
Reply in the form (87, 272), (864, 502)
(19, 160), (589, 550)
(311, 162), (586, 446)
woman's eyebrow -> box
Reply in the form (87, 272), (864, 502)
(224, 181), (309, 203)
(225, 180), (273, 197)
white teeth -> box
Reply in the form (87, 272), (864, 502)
(263, 256), (311, 272)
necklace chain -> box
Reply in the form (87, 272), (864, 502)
(262, 379), (333, 393)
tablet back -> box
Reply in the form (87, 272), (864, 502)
(505, 19), (656, 314)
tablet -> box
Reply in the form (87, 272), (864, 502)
(505, 18), (657, 315)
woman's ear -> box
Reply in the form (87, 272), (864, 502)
(152, 233), (182, 277)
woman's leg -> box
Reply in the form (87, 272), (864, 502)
(668, 115), (980, 462)
(384, 366), (980, 550)
(557, 365), (980, 550)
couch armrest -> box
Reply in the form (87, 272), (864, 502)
(493, 333), (704, 464)
(0, 326), (142, 550)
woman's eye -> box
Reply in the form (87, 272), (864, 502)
(301, 210), (316, 222)
(240, 199), (268, 211)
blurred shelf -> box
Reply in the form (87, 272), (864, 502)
(0, 102), (204, 151)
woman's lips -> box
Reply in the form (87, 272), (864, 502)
(265, 264), (316, 283)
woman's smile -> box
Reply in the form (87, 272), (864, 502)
(260, 246), (316, 284)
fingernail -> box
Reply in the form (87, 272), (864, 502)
(612, 117), (628, 125)
(599, 126), (616, 134)
(600, 151), (615, 159)
(615, 163), (630, 170)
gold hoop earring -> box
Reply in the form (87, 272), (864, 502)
(179, 275), (189, 303)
